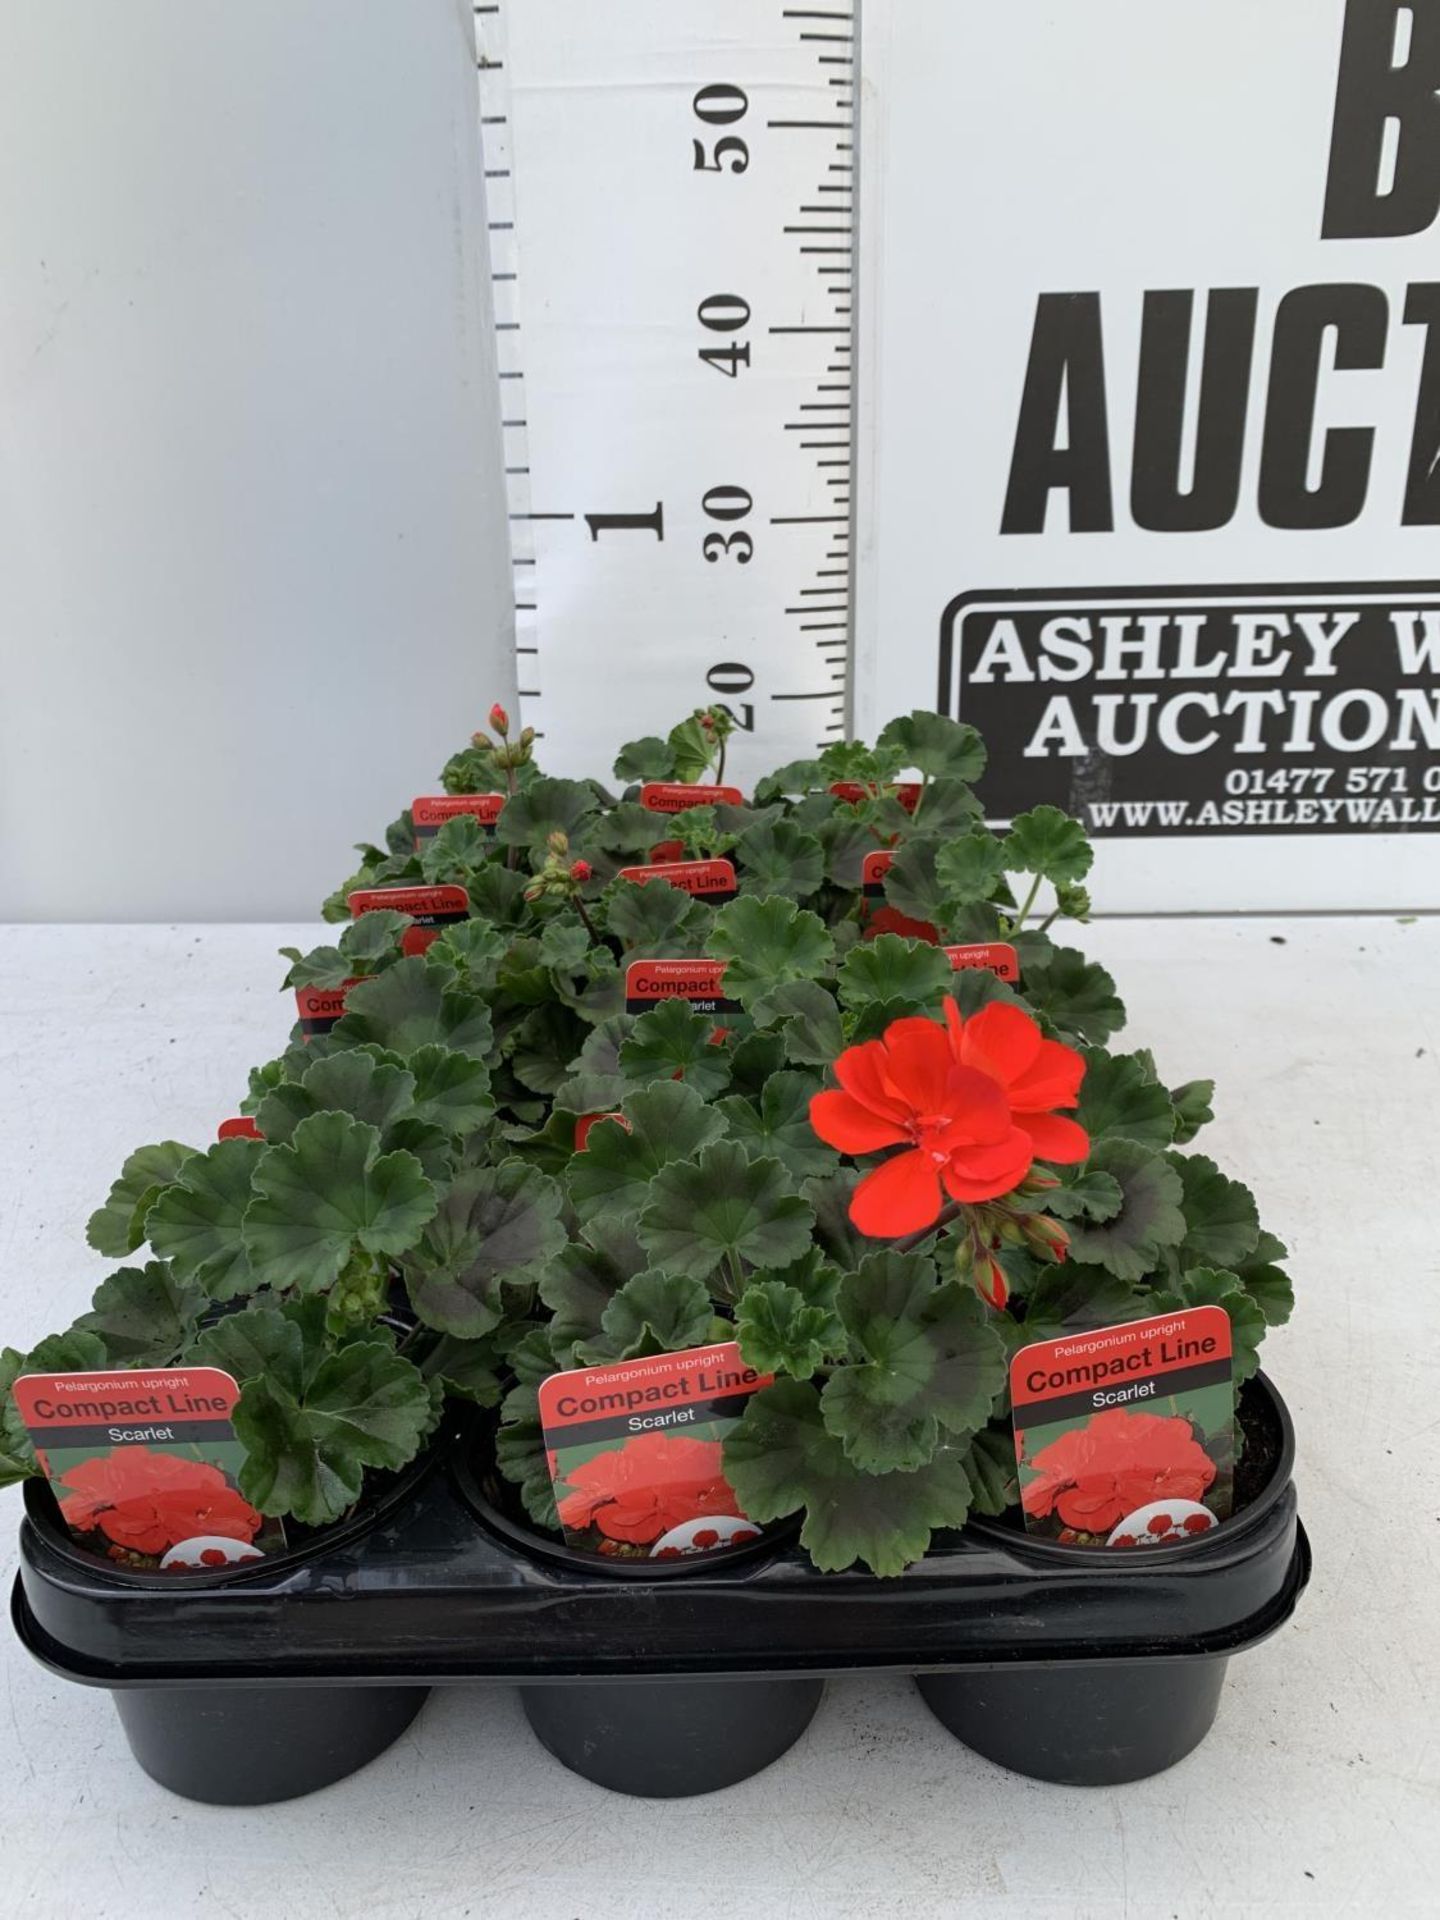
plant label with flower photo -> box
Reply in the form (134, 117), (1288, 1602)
(410, 794), (506, 843)
(944, 942), (1020, 983)
(1010, 1307), (1235, 1548)
(624, 957), (739, 1018)
(639, 781), (744, 814)
(538, 1342), (771, 1561)
(616, 858), (738, 902)
(294, 978), (360, 1038)
(347, 883), (469, 954)
(12, 1366), (284, 1571)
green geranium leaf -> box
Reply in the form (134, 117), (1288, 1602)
(418, 814), (492, 885)
(1043, 1166), (1125, 1223)
(962, 1423), (1021, 1517)
(1019, 1261), (1147, 1344)
(735, 818), (826, 900)
(415, 1334), (503, 1407)
(934, 829), (1008, 908)
(876, 710), (988, 784)
(620, 999), (733, 1099)
(667, 715), (715, 784)
(1064, 1139), (1186, 1283)
(765, 979), (845, 1067)
(1002, 805), (1094, 887)
(257, 1049), (418, 1148)
(735, 1279), (840, 1381)
(553, 1013), (629, 1111)
(717, 1071), (838, 1181)
(816, 811), (879, 889)
(1022, 946), (1126, 1044)
(538, 1225), (648, 1356)
(820, 1255), (1007, 1471)
(710, 896), (835, 1019)
(243, 1113), (437, 1294)
(537, 917), (595, 974)
(1234, 1229), (1294, 1328)
(510, 1002), (589, 1096)
(567, 1080), (727, 1223)
(401, 1161), (566, 1338)
(234, 1342), (435, 1526)
(188, 1300), (316, 1393)
(147, 1137), (265, 1300)
(426, 921), (509, 998)
(725, 1030), (787, 1098)
(879, 839), (949, 926)
(723, 1379), (974, 1576)
(404, 1044), (494, 1135)
(494, 777), (599, 854)
(495, 1409), (559, 1529)
(1170, 1078), (1216, 1146)
(1151, 1267), (1267, 1384)
(1170, 1153), (1261, 1269)
(1075, 1049), (1177, 1147)
(601, 875), (706, 951)
(86, 1141), (197, 1258)
(803, 1170), (870, 1269)
(837, 935), (951, 1013)
(588, 1270), (715, 1361)
(77, 1262), (204, 1364)
(466, 862), (532, 928)
(638, 1142), (815, 1282)
(333, 957), (494, 1063)
(613, 735), (677, 783)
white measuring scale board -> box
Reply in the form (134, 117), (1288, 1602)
(477, 1), (857, 785)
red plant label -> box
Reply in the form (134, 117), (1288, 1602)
(649, 839), (685, 863)
(410, 794), (506, 842)
(616, 858), (738, 901)
(11, 1366), (286, 1570)
(538, 1343), (772, 1561)
(348, 884), (469, 955)
(945, 942), (1021, 982)
(294, 978), (361, 1038)
(624, 958), (739, 1017)
(1010, 1307), (1235, 1548)
(639, 782), (744, 814)
(829, 781), (923, 812)
(861, 849), (893, 899)
(217, 1116), (262, 1141)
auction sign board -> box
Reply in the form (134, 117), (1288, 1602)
(856, 0), (1440, 908)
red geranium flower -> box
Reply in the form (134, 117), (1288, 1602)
(1022, 1409), (1218, 1535)
(556, 1431), (742, 1546)
(58, 1450), (228, 1529)
(808, 1002), (1089, 1236)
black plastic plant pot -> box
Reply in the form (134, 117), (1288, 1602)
(12, 1439), (445, 1806)
(12, 1377), (1309, 1803)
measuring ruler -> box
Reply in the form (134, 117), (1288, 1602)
(475, 0), (858, 782)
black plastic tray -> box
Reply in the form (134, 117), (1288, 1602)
(12, 1373), (1309, 1801)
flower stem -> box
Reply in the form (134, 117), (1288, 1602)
(1010, 873), (1043, 930)
(716, 735), (727, 785)
(722, 1249), (746, 1304)
(572, 894), (600, 944)
(892, 1202), (964, 1255)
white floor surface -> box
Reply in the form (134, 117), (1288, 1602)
(0, 916), (1435, 1920)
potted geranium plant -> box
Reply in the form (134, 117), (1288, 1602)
(4, 703), (1301, 1803)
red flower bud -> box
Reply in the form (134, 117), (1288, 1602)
(976, 1256), (1009, 1312)
(488, 703), (510, 735)
(569, 859), (592, 884)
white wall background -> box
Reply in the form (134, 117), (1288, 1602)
(0, 0), (516, 922)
